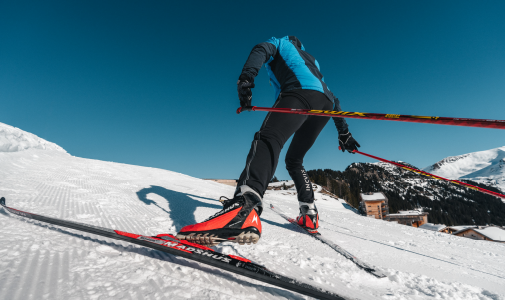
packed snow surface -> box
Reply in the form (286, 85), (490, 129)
(0, 124), (503, 299)
(0, 122), (66, 153)
(424, 146), (505, 193)
(1, 151), (504, 299)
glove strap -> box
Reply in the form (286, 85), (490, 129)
(339, 130), (352, 144)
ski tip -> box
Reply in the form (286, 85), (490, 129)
(0, 197), (5, 207)
(372, 270), (387, 278)
(364, 267), (386, 278)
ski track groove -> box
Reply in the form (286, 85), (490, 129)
(60, 250), (70, 299)
(0, 259), (16, 300)
(41, 251), (55, 300)
(119, 216), (139, 234)
(9, 244), (38, 300)
(68, 272), (82, 300)
(147, 278), (164, 299)
(153, 254), (262, 300)
(26, 249), (46, 300)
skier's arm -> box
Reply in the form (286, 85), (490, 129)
(333, 98), (360, 153)
(315, 59), (348, 133)
(239, 39), (278, 82)
(332, 98), (349, 133)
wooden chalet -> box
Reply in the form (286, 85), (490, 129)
(359, 192), (389, 221)
(204, 179), (238, 187)
(453, 226), (505, 243)
(388, 210), (429, 228)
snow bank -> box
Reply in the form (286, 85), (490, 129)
(0, 122), (66, 153)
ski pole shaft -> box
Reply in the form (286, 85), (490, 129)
(236, 106), (505, 129)
(351, 149), (505, 199)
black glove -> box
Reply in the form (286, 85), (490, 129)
(338, 129), (361, 153)
(237, 74), (255, 108)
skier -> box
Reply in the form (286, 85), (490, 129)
(177, 36), (360, 246)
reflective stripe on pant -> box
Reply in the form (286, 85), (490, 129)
(237, 89), (333, 201)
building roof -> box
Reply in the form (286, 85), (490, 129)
(475, 227), (505, 241)
(447, 225), (474, 231)
(361, 192), (386, 201)
(455, 227), (505, 241)
(419, 223), (447, 232)
(389, 210), (428, 217)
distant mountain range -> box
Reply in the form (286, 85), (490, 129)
(424, 146), (505, 193)
(307, 147), (505, 226)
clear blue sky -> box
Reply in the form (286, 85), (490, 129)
(1, 1), (504, 180)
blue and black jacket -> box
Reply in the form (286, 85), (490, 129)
(240, 36), (348, 133)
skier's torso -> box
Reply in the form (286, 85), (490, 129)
(263, 36), (335, 102)
(240, 36), (349, 132)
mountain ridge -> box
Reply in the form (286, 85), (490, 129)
(424, 146), (505, 192)
(308, 160), (505, 226)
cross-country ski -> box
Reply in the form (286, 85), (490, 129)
(0, 197), (349, 300)
(268, 203), (386, 278)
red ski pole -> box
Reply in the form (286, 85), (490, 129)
(237, 106), (505, 129)
(349, 149), (505, 200)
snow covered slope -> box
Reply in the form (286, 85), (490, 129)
(424, 146), (505, 192)
(0, 122), (66, 153)
(0, 127), (504, 299)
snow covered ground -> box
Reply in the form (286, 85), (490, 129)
(0, 127), (504, 299)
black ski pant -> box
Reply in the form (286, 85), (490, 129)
(237, 89), (333, 203)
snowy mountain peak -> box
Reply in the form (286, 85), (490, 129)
(424, 146), (505, 192)
(426, 154), (471, 171)
(0, 122), (67, 153)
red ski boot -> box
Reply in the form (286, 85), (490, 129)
(176, 186), (262, 247)
(296, 202), (319, 233)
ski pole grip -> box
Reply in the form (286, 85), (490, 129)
(338, 146), (358, 154)
(236, 106), (254, 114)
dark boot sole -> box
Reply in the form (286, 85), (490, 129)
(176, 229), (260, 247)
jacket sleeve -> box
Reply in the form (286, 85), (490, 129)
(239, 39), (278, 81)
(332, 97), (349, 133)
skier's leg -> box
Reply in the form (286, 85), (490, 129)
(285, 115), (331, 201)
(285, 92), (333, 203)
(177, 93), (310, 246)
(285, 91), (333, 230)
(287, 115), (329, 231)
(236, 94), (310, 198)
